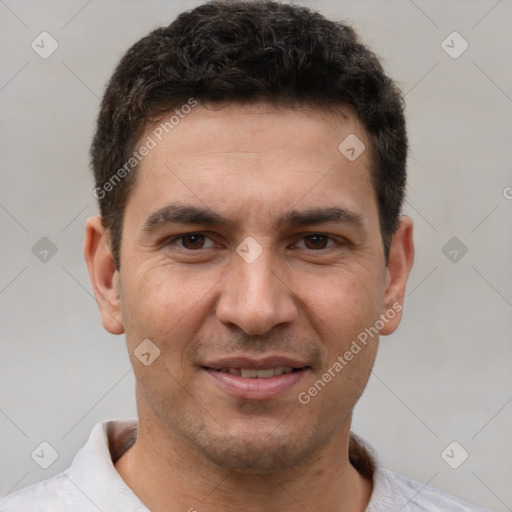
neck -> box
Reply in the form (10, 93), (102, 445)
(115, 416), (372, 512)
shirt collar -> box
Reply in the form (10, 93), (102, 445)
(68, 420), (394, 511)
(66, 420), (147, 512)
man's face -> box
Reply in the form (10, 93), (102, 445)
(94, 103), (410, 472)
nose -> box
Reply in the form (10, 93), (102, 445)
(215, 247), (298, 336)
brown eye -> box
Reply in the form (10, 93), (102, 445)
(181, 234), (206, 250)
(303, 234), (330, 250)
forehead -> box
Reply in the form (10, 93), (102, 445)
(127, 102), (376, 225)
(145, 101), (367, 165)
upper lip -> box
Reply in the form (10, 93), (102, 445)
(202, 355), (309, 370)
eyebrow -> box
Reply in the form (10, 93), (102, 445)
(142, 204), (235, 232)
(281, 207), (364, 229)
(142, 204), (364, 233)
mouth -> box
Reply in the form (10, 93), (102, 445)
(201, 356), (310, 400)
(205, 367), (299, 378)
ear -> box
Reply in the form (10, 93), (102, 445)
(379, 215), (414, 336)
(84, 215), (125, 335)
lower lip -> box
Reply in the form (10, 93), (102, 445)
(203, 368), (309, 400)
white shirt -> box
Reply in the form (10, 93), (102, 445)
(0, 420), (489, 511)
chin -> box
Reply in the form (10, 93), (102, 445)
(182, 419), (335, 474)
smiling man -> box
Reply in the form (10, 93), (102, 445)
(1, 1), (488, 511)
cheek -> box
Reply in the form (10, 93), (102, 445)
(296, 264), (384, 336)
(295, 266), (384, 398)
(119, 268), (209, 407)
(301, 273), (382, 404)
(119, 263), (218, 351)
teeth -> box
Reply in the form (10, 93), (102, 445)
(240, 368), (258, 378)
(255, 368), (275, 379)
(218, 367), (296, 378)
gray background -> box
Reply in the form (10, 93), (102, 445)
(1, 0), (511, 510)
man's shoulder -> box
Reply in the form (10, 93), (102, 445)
(380, 468), (490, 511)
(349, 433), (489, 511)
(1, 420), (143, 512)
(0, 472), (82, 512)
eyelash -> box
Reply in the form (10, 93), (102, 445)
(166, 232), (343, 251)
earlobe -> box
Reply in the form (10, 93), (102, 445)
(84, 216), (125, 335)
(379, 216), (414, 336)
